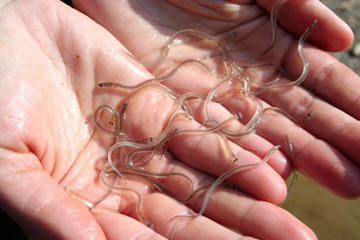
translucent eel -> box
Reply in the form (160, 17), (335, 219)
(262, 107), (313, 126)
(94, 105), (157, 145)
(135, 114), (238, 166)
(106, 91), (207, 181)
(101, 167), (240, 210)
(65, 186), (98, 210)
(176, 183), (241, 203)
(165, 26), (301, 92)
(250, 0), (283, 75)
(171, 183), (241, 208)
(170, 144), (280, 221)
(204, 73), (263, 138)
(91, 102), (128, 208)
(94, 104), (132, 141)
(279, 135), (297, 207)
(95, 73), (186, 204)
(123, 148), (196, 194)
(246, 0), (292, 89)
(99, 168), (154, 228)
(162, 29), (252, 88)
(163, 29), (290, 92)
(139, 91), (206, 149)
(218, 44), (294, 91)
(122, 117), (234, 184)
(101, 166), (194, 203)
(95, 83), (180, 144)
(163, 29), (238, 60)
(201, 119), (239, 163)
(97, 59), (212, 92)
(252, 19), (318, 95)
(107, 101), (128, 134)
(108, 91), (206, 168)
(126, 115), (234, 168)
(96, 62), (210, 143)
(107, 137), (158, 181)
(127, 116), (238, 171)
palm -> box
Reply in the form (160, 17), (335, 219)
(0, 1), (164, 239)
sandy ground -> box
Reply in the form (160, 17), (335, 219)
(282, 173), (360, 240)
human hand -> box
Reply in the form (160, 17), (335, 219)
(0, 0), (164, 239)
(72, 0), (360, 198)
(0, 0), (356, 240)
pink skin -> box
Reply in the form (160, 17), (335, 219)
(0, 0), (358, 239)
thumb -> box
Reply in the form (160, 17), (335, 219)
(0, 149), (106, 240)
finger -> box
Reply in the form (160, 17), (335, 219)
(142, 193), (256, 240)
(100, 83), (288, 204)
(253, 101), (360, 199)
(264, 83), (360, 167)
(0, 150), (106, 240)
(71, 0), (169, 60)
(167, 117), (288, 204)
(256, 0), (354, 51)
(232, 132), (293, 179)
(259, 46), (360, 167)
(187, 187), (317, 240)
(185, 94), (293, 179)
(285, 45), (360, 120)
(93, 212), (166, 240)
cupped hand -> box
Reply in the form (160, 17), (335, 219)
(72, 0), (360, 198)
(0, 0), (356, 240)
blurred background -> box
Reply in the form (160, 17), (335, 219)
(1, 0), (359, 239)
(321, 0), (360, 75)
